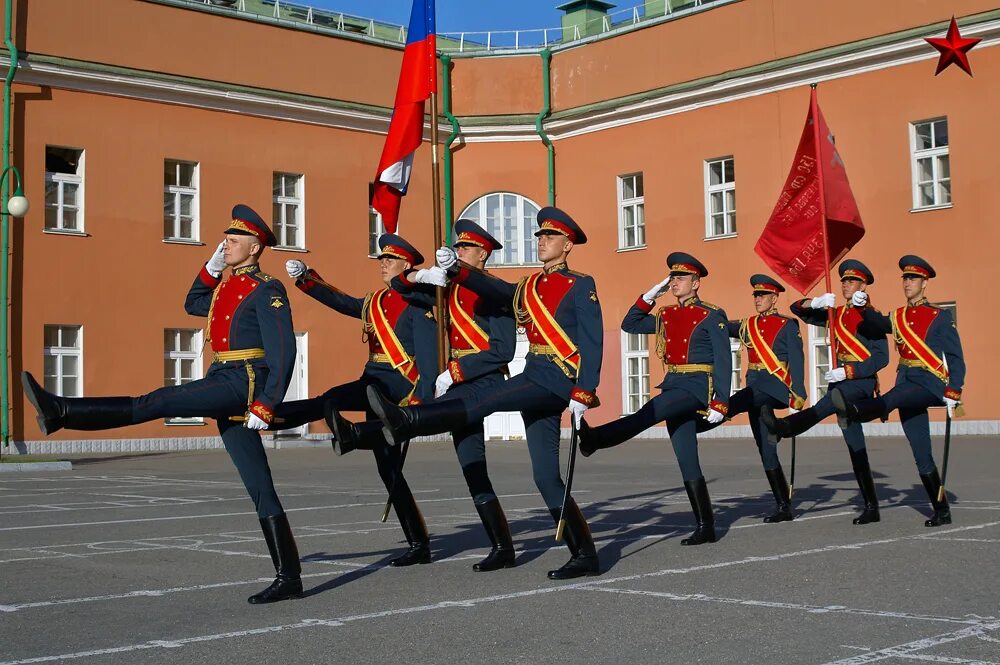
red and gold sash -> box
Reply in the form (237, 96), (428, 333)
(449, 285), (489, 351)
(522, 272), (580, 372)
(892, 307), (948, 382)
(832, 306), (871, 361)
(744, 316), (794, 393)
(368, 289), (420, 385)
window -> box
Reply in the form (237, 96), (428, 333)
(704, 157), (736, 238)
(621, 333), (650, 415)
(730, 340), (742, 395)
(163, 160), (199, 241)
(368, 206), (385, 258)
(43, 325), (82, 397)
(44, 146), (84, 232)
(910, 118), (950, 209)
(808, 324), (832, 405)
(459, 192), (542, 267)
(164, 329), (203, 424)
(617, 173), (645, 249)
(272, 173), (304, 248)
(934, 301), (957, 326)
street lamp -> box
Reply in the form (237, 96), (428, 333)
(1, 165), (28, 217)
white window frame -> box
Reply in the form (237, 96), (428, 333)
(368, 206), (385, 258)
(730, 339), (742, 396)
(459, 192), (542, 267)
(163, 159), (200, 242)
(620, 332), (650, 415)
(44, 147), (85, 234)
(704, 156), (736, 239)
(164, 329), (204, 425)
(808, 324), (832, 405)
(617, 172), (645, 250)
(43, 325), (83, 398)
(273, 172), (305, 249)
(909, 118), (951, 211)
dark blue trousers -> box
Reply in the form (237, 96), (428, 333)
(129, 361), (283, 518)
(437, 373), (506, 505)
(816, 378), (876, 452)
(860, 379), (941, 474)
(714, 387), (785, 470)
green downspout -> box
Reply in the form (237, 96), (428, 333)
(1, 0), (19, 446)
(535, 49), (555, 206)
(440, 54), (459, 243)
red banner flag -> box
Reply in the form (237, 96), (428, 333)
(755, 88), (864, 295)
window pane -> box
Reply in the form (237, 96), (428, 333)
(938, 180), (951, 205)
(46, 180), (59, 206)
(44, 326), (60, 347)
(179, 330), (197, 352)
(273, 202), (282, 227)
(933, 120), (948, 147)
(285, 224), (298, 247)
(917, 158), (933, 184)
(709, 161), (723, 186)
(937, 154), (950, 180)
(634, 173), (643, 197)
(915, 122), (933, 151)
(61, 327), (80, 348)
(622, 176), (635, 200)
(178, 163), (195, 187)
(62, 355), (79, 377)
(163, 161), (175, 186)
(43, 355), (57, 386)
(46, 146), (81, 175)
(726, 212), (736, 234)
(919, 183), (934, 207)
(712, 214), (725, 236)
(63, 183), (79, 206)
(180, 358), (195, 382)
(710, 191), (723, 214)
(273, 174), (283, 197)
(180, 217), (194, 239)
(725, 189), (736, 214)
(164, 358), (177, 385)
(725, 159), (735, 184)
(62, 376), (78, 398)
(180, 194), (193, 217)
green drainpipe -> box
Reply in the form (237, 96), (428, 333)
(441, 54), (460, 243)
(535, 49), (555, 206)
(1, 0), (19, 446)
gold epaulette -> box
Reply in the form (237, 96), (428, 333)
(699, 300), (721, 311)
(254, 272), (274, 282)
(566, 269), (591, 278)
(513, 276), (531, 326)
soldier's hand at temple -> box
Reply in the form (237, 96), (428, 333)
(206, 241), (227, 278)
(825, 367), (847, 383)
(413, 267), (449, 287)
(944, 397), (960, 418)
(285, 259), (307, 280)
(705, 408), (725, 425)
(244, 413), (268, 430)
(851, 291), (869, 307)
(434, 369), (453, 398)
(568, 399), (588, 427)
(436, 246), (457, 271)
(641, 276), (672, 305)
(810, 293), (836, 309)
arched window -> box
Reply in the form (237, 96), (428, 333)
(459, 192), (542, 267)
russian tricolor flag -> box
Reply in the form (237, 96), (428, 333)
(371, 0), (437, 233)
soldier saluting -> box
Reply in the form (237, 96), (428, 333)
(762, 259), (889, 525)
(279, 234), (438, 567)
(832, 255), (965, 527)
(577, 252), (731, 546)
(362, 207), (604, 580)
(22, 205), (303, 604)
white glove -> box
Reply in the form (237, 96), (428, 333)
(851, 291), (869, 307)
(413, 266), (449, 287)
(436, 246), (457, 271)
(568, 399), (588, 427)
(206, 241), (227, 278)
(244, 413), (268, 430)
(810, 293), (836, 309)
(285, 259), (307, 280)
(787, 407), (800, 415)
(434, 369), (454, 398)
(705, 408), (725, 425)
(641, 276), (672, 305)
(825, 367), (847, 383)
(944, 397), (960, 418)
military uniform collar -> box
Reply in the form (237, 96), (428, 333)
(680, 296), (699, 307)
(233, 264), (260, 277)
(908, 297), (929, 308)
(759, 307), (779, 317)
(543, 262), (568, 275)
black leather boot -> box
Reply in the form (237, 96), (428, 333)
(920, 468), (952, 527)
(848, 447), (880, 525)
(831, 388), (886, 428)
(763, 466), (794, 523)
(578, 409), (653, 458)
(324, 402), (382, 456)
(473, 500), (516, 572)
(248, 514), (303, 604)
(681, 478), (717, 545)
(22, 371), (134, 434)
(389, 491), (431, 566)
(761, 405), (820, 441)
(367, 385), (467, 446)
(547, 499), (599, 579)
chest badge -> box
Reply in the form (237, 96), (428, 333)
(589, 291), (598, 303)
(270, 296), (285, 309)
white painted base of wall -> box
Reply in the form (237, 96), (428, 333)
(9, 420), (997, 454)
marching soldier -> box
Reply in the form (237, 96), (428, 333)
(389, 220), (518, 572)
(831, 255), (965, 527)
(761, 259), (889, 525)
(279, 234), (439, 566)
(22, 205), (302, 604)
(360, 207), (604, 579)
(700, 275), (805, 523)
(577, 252), (731, 546)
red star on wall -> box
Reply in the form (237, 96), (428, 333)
(925, 17), (981, 76)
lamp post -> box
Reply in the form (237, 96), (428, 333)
(0, 165), (27, 446)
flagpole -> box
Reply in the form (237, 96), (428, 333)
(429, 89), (447, 373)
(810, 83), (838, 370)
